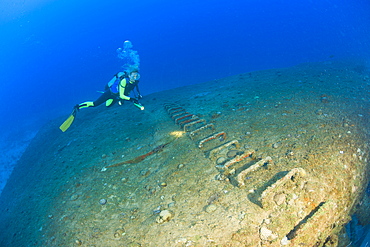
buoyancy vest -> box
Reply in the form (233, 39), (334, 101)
(107, 73), (139, 99)
(109, 78), (121, 94)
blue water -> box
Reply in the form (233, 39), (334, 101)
(1, 0), (370, 135)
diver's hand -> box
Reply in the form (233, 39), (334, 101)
(137, 94), (143, 99)
(130, 98), (139, 104)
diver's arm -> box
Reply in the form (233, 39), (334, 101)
(136, 84), (142, 99)
(119, 79), (131, 100)
(119, 90), (131, 101)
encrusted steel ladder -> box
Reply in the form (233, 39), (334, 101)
(165, 103), (235, 151)
(164, 103), (260, 184)
(164, 103), (331, 245)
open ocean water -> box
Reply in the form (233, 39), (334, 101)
(1, 0), (370, 246)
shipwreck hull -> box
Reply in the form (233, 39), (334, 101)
(0, 60), (369, 246)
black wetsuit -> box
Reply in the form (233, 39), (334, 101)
(92, 76), (140, 107)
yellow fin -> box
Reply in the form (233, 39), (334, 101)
(59, 114), (75, 132)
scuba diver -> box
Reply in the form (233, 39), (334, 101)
(59, 68), (144, 132)
(76, 69), (143, 110)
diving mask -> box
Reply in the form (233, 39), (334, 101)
(129, 72), (140, 81)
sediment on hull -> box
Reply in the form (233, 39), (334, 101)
(208, 140), (241, 161)
(259, 167), (308, 209)
(237, 156), (273, 187)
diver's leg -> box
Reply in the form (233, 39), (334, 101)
(93, 91), (113, 107)
(77, 91), (112, 109)
(105, 99), (114, 107)
(77, 101), (94, 109)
